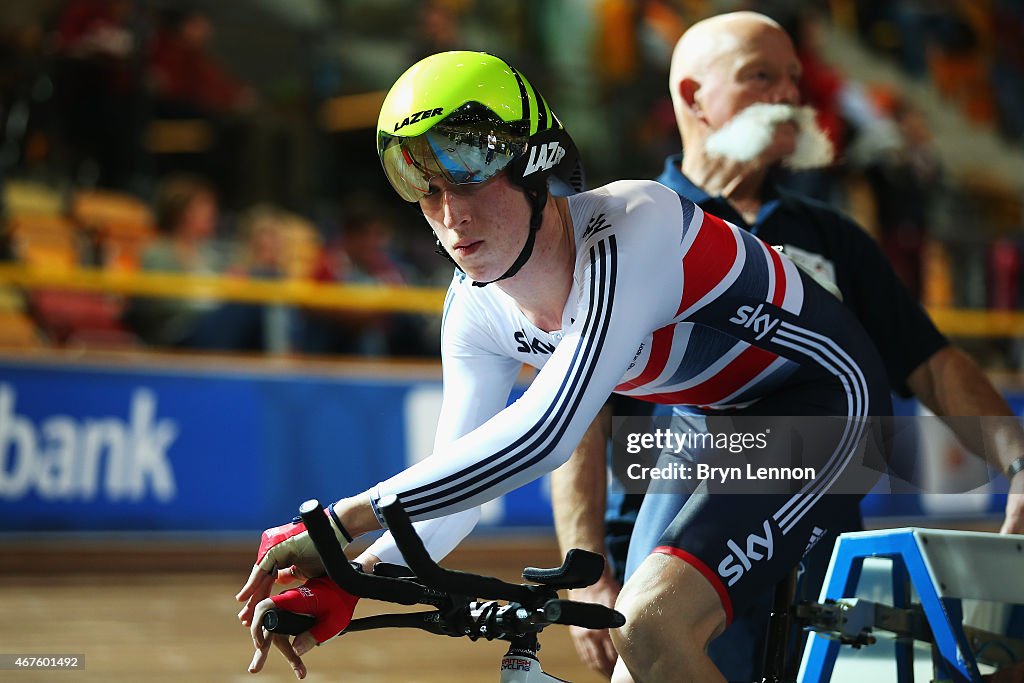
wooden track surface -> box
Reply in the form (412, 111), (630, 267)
(0, 541), (607, 683)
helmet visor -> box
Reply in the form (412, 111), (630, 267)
(379, 120), (528, 202)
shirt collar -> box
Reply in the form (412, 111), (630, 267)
(655, 153), (787, 232)
(656, 153), (710, 204)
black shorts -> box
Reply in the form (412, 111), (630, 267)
(645, 370), (892, 623)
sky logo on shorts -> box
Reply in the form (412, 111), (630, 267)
(717, 519), (774, 587)
(728, 303), (779, 341)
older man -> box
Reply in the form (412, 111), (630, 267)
(553, 11), (1024, 681)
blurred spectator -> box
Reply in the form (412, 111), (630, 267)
(123, 173), (224, 347)
(776, 7), (849, 203)
(859, 97), (943, 299)
(988, 237), (1020, 311)
(989, 0), (1024, 142)
(228, 203), (286, 279)
(410, 1), (462, 62)
(190, 202), (297, 353)
(146, 6), (261, 208)
(925, 1), (997, 127)
(147, 7), (255, 118)
(52, 0), (146, 188)
(1, 12), (50, 179)
(302, 206), (432, 357)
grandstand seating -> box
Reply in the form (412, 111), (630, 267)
(6, 213), (81, 270)
(0, 310), (44, 348)
(1, 183), (149, 349)
(70, 189), (156, 272)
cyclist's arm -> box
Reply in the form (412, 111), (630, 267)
(361, 283), (523, 565)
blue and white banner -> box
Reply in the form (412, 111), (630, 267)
(0, 358), (544, 532)
(1, 358), (1021, 532)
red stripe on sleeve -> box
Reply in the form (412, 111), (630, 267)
(615, 326), (674, 392)
(677, 213), (738, 317)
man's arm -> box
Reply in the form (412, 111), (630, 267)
(907, 346), (1024, 533)
(551, 404), (620, 678)
(552, 404), (613, 557)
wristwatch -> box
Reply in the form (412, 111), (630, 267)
(1008, 457), (1024, 482)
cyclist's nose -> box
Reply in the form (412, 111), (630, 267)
(441, 188), (472, 230)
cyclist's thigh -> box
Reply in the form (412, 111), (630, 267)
(654, 482), (863, 621)
(625, 489), (688, 580)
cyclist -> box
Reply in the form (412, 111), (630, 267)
(237, 50), (894, 682)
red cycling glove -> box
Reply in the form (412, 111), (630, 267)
(256, 507), (352, 578)
(270, 576), (360, 643)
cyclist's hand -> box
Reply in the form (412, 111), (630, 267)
(235, 509), (350, 626)
(248, 576), (360, 679)
(999, 474), (1024, 535)
(567, 571), (622, 678)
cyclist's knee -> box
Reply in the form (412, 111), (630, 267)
(612, 552), (727, 674)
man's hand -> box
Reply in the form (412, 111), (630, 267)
(1000, 474), (1024, 535)
(567, 572), (622, 678)
(235, 508), (350, 629)
(247, 576), (360, 679)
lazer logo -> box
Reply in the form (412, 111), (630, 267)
(717, 520), (774, 587)
(514, 330), (555, 355)
(393, 107), (443, 132)
(728, 303), (779, 341)
(523, 141), (565, 176)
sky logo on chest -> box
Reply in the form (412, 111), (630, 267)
(514, 330), (555, 355)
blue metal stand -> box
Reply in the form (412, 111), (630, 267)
(798, 529), (982, 683)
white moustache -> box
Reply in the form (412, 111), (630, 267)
(705, 103), (834, 170)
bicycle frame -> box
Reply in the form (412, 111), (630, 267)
(263, 495), (625, 682)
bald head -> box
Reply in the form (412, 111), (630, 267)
(671, 12), (787, 107)
(669, 12), (802, 146)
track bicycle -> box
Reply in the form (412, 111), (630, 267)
(262, 494), (626, 683)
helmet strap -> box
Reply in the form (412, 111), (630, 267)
(471, 186), (546, 287)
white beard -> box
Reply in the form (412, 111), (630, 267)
(704, 103), (834, 170)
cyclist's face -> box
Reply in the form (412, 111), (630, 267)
(420, 172), (531, 282)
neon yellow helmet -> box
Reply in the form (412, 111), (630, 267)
(377, 51), (584, 203)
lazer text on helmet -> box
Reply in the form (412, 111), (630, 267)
(393, 108), (444, 132)
(523, 142), (565, 176)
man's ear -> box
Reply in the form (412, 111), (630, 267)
(678, 78), (702, 114)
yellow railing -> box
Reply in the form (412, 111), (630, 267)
(2, 264), (1024, 337)
(0, 264), (444, 314)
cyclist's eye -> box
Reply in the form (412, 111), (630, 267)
(424, 179), (443, 198)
